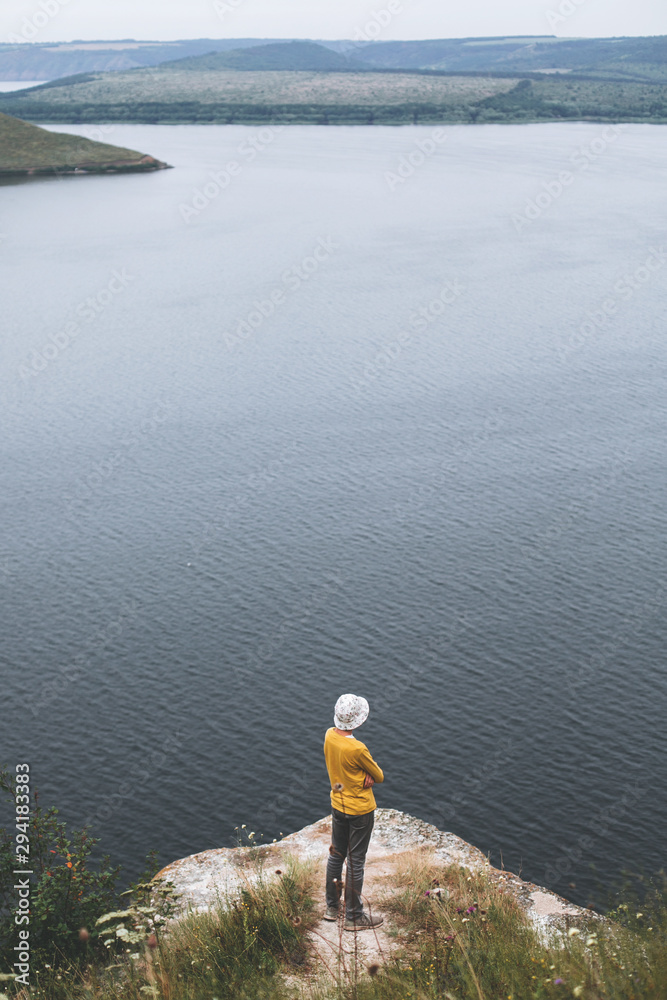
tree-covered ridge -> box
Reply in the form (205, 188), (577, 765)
(160, 41), (367, 72)
(1, 72), (666, 126)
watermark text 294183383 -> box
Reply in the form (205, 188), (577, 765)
(12, 764), (33, 988)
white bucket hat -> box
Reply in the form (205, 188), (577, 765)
(334, 693), (369, 731)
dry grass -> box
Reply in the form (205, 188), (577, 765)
(0, 111), (160, 172)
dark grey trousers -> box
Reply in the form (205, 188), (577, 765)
(325, 807), (375, 919)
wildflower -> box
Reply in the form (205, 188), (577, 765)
(636, 912), (643, 918)
(78, 928), (89, 942)
(573, 987), (584, 998)
(368, 964), (380, 977)
(554, 979), (564, 985)
(275, 869), (283, 875)
(67, 862), (73, 868)
(290, 916), (302, 926)
(466, 905), (477, 913)
(568, 927), (581, 936)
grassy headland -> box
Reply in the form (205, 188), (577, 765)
(1, 764), (665, 1000)
(0, 111), (169, 176)
(2, 849), (665, 1000)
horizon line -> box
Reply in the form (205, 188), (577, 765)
(2, 32), (666, 46)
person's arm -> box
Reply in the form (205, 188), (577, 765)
(357, 746), (384, 784)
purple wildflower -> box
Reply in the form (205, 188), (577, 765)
(466, 906), (477, 914)
(554, 979), (564, 986)
(456, 907), (464, 913)
(424, 891), (431, 896)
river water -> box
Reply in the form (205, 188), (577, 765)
(2, 122), (666, 906)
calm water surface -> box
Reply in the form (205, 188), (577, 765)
(2, 123), (666, 906)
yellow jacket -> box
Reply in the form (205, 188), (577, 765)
(324, 728), (384, 815)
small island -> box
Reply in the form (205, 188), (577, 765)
(0, 111), (170, 177)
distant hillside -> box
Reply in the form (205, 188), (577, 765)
(0, 68), (521, 124)
(0, 39), (288, 82)
(3, 35), (666, 84)
(0, 111), (169, 175)
(352, 34), (667, 81)
(2, 63), (667, 126)
(2, 33), (667, 127)
(162, 41), (365, 72)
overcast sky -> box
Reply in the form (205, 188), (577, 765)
(2, 0), (665, 45)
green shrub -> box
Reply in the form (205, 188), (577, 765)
(0, 767), (124, 973)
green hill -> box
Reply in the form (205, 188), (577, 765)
(2, 35), (666, 85)
(0, 69), (521, 124)
(0, 39), (286, 82)
(0, 111), (169, 175)
(2, 33), (667, 127)
(162, 40), (365, 72)
(352, 34), (667, 81)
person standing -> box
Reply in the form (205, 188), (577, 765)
(323, 693), (384, 930)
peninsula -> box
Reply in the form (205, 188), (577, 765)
(0, 111), (170, 176)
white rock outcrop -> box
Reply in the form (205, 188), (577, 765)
(155, 808), (600, 949)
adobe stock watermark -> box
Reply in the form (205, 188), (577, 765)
(519, 449), (633, 560)
(433, 738), (516, 830)
(390, 408), (506, 526)
(568, 585), (666, 693)
(223, 236), (340, 350)
(190, 440), (300, 557)
(557, 246), (666, 362)
(82, 123), (116, 143)
(340, 0), (404, 52)
(6, 0), (73, 44)
(212, 0), (246, 21)
(179, 125), (285, 223)
(512, 124), (627, 234)
(29, 598), (141, 717)
(81, 729), (186, 830)
(62, 397), (177, 517)
(350, 278), (465, 392)
(18, 268), (134, 381)
(385, 127), (448, 191)
(543, 778), (648, 887)
(545, 0), (589, 30)
(236, 572), (348, 682)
